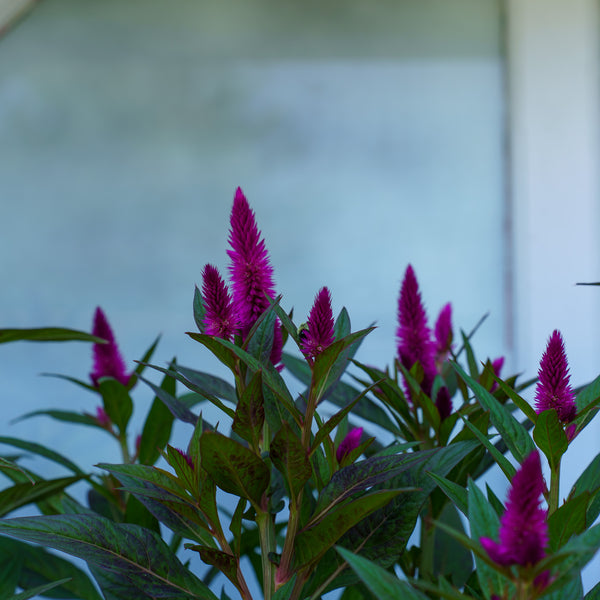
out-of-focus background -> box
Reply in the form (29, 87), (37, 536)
(1, 0), (599, 592)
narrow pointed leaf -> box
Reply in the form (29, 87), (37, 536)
(0, 328), (106, 344)
(533, 409), (568, 471)
(10, 578), (72, 600)
(336, 546), (429, 599)
(11, 409), (100, 429)
(270, 423), (311, 498)
(97, 379), (132, 434)
(0, 515), (219, 600)
(0, 436), (84, 475)
(453, 363), (535, 463)
(138, 374), (201, 424)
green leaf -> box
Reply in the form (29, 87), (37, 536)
(295, 490), (401, 568)
(488, 369), (537, 423)
(533, 409), (568, 471)
(461, 330), (480, 378)
(0, 515), (219, 600)
(0, 537), (103, 600)
(428, 472), (468, 517)
(312, 328), (375, 403)
(185, 546), (240, 590)
(187, 335), (300, 424)
(138, 363), (177, 465)
(585, 580), (600, 599)
(97, 379), (133, 434)
(246, 309), (276, 364)
(453, 362), (535, 464)
(336, 546), (429, 599)
(339, 442), (479, 567)
(0, 476), (85, 518)
(10, 578), (72, 600)
(0, 555), (20, 598)
(468, 480), (513, 600)
(270, 423), (311, 498)
(547, 492), (589, 551)
(138, 373), (201, 424)
(461, 418), (516, 481)
(11, 409), (100, 429)
(334, 308), (352, 339)
(130, 335), (161, 380)
(200, 431), (269, 508)
(0, 436), (84, 475)
(0, 328), (105, 344)
(232, 371), (264, 449)
(98, 463), (216, 546)
(433, 502), (473, 589)
(193, 286), (206, 333)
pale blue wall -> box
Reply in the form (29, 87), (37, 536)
(0, 0), (505, 594)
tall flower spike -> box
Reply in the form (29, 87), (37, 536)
(227, 187), (277, 336)
(336, 427), (363, 463)
(434, 302), (453, 369)
(227, 187), (282, 368)
(396, 265), (437, 396)
(480, 451), (548, 567)
(301, 287), (335, 361)
(201, 264), (238, 341)
(535, 330), (577, 423)
(90, 307), (130, 387)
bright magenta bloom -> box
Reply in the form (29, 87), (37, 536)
(534, 330), (577, 423)
(201, 264), (238, 341)
(480, 451), (548, 567)
(396, 265), (436, 396)
(336, 427), (363, 463)
(227, 188), (282, 366)
(434, 303), (453, 367)
(90, 307), (130, 387)
(301, 287), (335, 360)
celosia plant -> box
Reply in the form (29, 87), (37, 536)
(1, 188), (600, 600)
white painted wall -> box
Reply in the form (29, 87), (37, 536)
(507, 0), (600, 589)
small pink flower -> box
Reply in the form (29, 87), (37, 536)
(201, 264), (238, 341)
(90, 307), (130, 387)
(434, 303), (453, 369)
(396, 265), (436, 397)
(490, 356), (505, 392)
(336, 427), (363, 463)
(535, 330), (577, 423)
(480, 451), (548, 567)
(301, 287), (335, 361)
(95, 406), (111, 428)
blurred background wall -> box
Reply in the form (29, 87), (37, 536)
(0, 0), (599, 591)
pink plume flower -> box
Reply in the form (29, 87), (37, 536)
(301, 287), (335, 361)
(336, 427), (363, 463)
(434, 303), (453, 368)
(480, 451), (548, 568)
(227, 188), (282, 367)
(201, 264), (238, 341)
(534, 330), (577, 423)
(396, 265), (436, 396)
(90, 307), (130, 387)
(227, 187), (276, 336)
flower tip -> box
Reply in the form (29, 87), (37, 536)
(336, 427), (363, 463)
(234, 186), (246, 202)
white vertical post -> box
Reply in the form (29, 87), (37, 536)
(506, 0), (600, 587)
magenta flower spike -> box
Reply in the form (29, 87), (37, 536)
(396, 265), (437, 396)
(480, 451), (548, 568)
(534, 330), (577, 423)
(201, 264), (238, 341)
(227, 187), (282, 367)
(490, 356), (505, 392)
(227, 187), (277, 336)
(435, 386), (453, 421)
(434, 303), (453, 368)
(301, 287), (335, 361)
(336, 427), (363, 463)
(90, 307), (130, 387)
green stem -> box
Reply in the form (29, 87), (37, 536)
(256, 510), (275, 600)
(118, 433), (130, 464)
(548, 457), (561, 516)
(277, 492), (302, 587)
